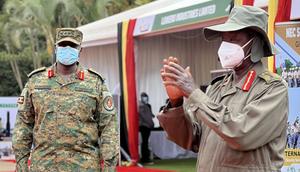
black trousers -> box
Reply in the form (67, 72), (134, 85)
(140, 126), (152, 162)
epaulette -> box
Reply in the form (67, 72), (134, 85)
(27, 67), (46, 78)
(210, 74), (227, 85)
(259, 71), (282, 84)
(87, 68), (105, 82)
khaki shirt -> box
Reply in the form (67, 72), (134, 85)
(158, 62), (288, 172)
(12, 64), (119, 172)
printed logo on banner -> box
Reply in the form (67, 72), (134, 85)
(275, 22), (300, 172)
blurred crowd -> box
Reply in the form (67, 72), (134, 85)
(281, 67), (300, 88)
(287, 117), (300, 148)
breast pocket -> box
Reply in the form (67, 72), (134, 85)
(70, 88), (98, 122)
(227, 101), (245, 117)
(31, 86), (52, 114)
(224, 93), (248, 118)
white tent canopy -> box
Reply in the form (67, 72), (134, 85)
(77, 0), (268, 47)
(78, 0), (213, 47)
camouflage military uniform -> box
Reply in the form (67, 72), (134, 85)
(12, 64), (119, 172)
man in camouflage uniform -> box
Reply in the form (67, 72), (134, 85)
(12, 28), (119, 172)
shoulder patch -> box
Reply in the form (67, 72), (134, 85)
(259, 71), (282, 84)
(27, 67), (46, 78)
(103, 96), (114, 111)
(87, 68), (105, 82)
(211, 74), (227, 85)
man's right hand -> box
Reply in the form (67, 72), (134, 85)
(161, 57), (184, 107)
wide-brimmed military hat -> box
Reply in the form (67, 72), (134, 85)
(55, 28), (83, 45)
(204, 5), (275, 62)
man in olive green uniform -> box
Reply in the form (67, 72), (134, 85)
(159, 6), (288, 172)
(12, 28), (119, 172)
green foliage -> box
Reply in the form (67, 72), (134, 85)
(134, 0), (154, 6)
(106, 0), (154, 16)
(0, 61), (20, 96)
(276, 67), (282, 76)
(285, 59), (293, 69)
(0, 53), (51, 96)
(0, 0), (154, 96)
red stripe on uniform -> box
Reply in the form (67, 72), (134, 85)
(243, 0), (254, 5)
(79, 71), (84, 80)
(242, 70), (256, 92)
(48, 69), (54, 78)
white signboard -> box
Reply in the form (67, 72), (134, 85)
(291, 0), (300, 20)
(0, 97), (18, 130)
(134, 15), (155, 36)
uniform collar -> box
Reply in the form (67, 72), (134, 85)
(235, 61), (266, 90)
(48, 62), (85, 85)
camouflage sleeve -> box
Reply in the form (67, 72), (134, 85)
(98, 83), (119, 170)
(12, 82), (34, 172)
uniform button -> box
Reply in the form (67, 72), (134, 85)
(190, 104), (194, 108)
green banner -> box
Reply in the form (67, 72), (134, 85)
(0, 103), (17, 108)
(152, 0), (232, 32)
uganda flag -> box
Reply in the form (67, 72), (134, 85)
(117, 19), (139, 164)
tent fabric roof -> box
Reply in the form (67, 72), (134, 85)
(77, 0), (268, 47)
(77, 0), (209, 47)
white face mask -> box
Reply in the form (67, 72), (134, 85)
(217, 38), (253, 69)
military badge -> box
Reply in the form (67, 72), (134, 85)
(17, 96), (24, 104)
(103, 96), (114, 111)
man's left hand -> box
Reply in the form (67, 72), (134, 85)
(161, 62), (197, 98)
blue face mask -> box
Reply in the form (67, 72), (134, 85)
(56, 46), (80, 65)
(141, 97), (149, 104)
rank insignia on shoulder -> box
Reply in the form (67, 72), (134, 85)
(103, 96), (114, 111)
(242, 70), (256, 92)
(28, 67), (46, 78)
(48, 69), (54, 78)
(78, 70), (84, 80)
(88, 68), (104, 82)
(17, 96), (24, 104)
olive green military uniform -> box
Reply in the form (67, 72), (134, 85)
(12, 64), (119, 172)
(158, 62), (288, 171)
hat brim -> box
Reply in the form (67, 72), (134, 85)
(203, 22), (276, 57)
(56, 37), (81, 45)
(204, 22), (247, 40)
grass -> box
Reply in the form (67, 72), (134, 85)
(144, 158), (197, 172)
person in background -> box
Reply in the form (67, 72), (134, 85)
(288, 68), (294, 87)
(281, 67), (288, 84)
(0, 117), (3, 141)
(295, 67), (300, 87)
(139, 92), (154, 164)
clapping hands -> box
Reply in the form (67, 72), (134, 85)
(160, 56), (197, 101)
